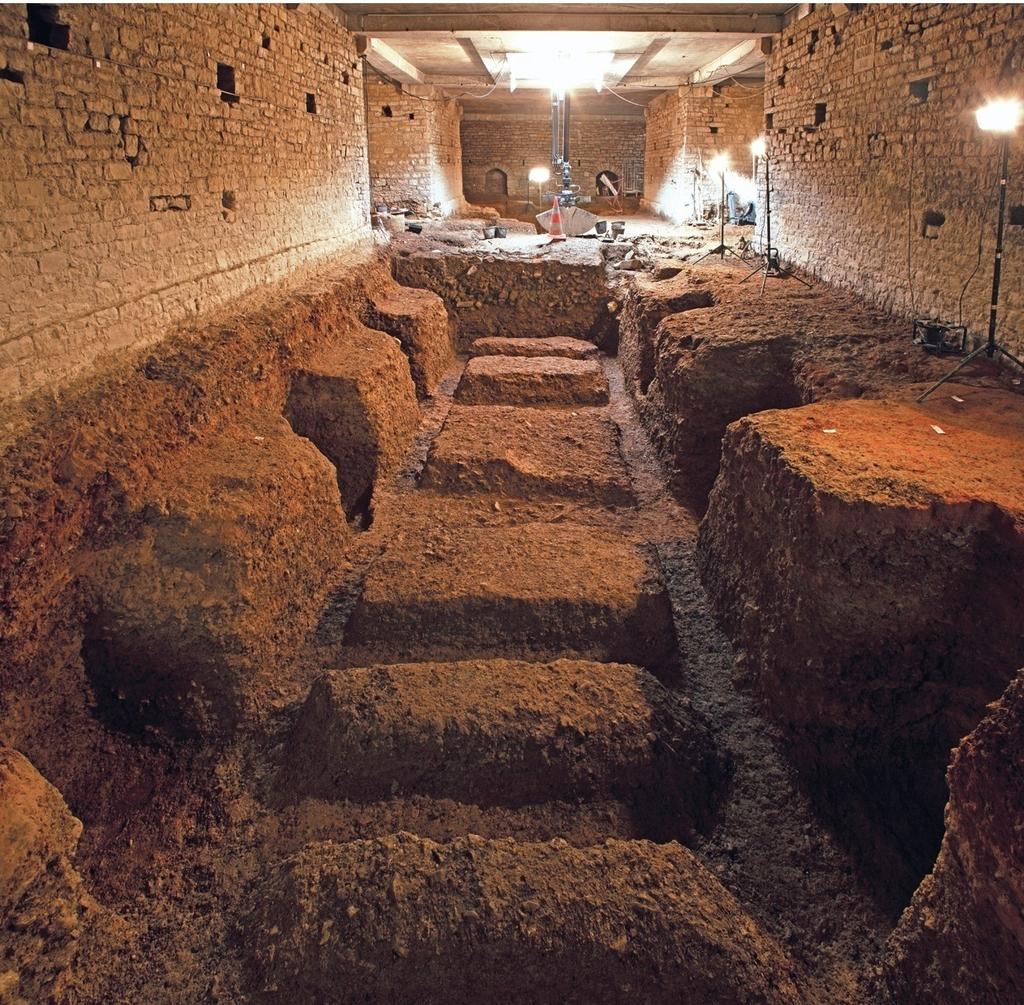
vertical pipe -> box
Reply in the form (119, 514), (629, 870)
(551, 92), (560, 166)
(562, 92), (571, 164)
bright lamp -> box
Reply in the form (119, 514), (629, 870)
(710, 153), (730, 176)
(528, 166), (551, 184)
(975, 97), (1022, 134)
(751, 136), (767, 158)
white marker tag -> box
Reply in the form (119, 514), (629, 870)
(951, 395), (964, 403)
(822, 428), (837, 434)
(931, 425), (945, 435)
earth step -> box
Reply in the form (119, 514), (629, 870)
(363, 285), (454, 398)
(283, 659), (722, 841)
(343, 522), (676, 672)
(248, 833), (810, 1005)
(420, 405), (634, 504)
(471, 335), (599, 360)
(454, 355), (609, 407)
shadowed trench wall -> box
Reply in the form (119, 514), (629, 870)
(0, 2), (371, 404)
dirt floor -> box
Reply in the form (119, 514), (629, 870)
(2, 226), (1022, 1003)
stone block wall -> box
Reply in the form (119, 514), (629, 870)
(764, 3), (1024, 356)
(0, 3), (370, 404)
(643, 82), (765, 223)
(461, 111), (645, 203)
(366, 78), (464, 215)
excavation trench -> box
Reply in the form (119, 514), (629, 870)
(1, 244), (1021, 1003)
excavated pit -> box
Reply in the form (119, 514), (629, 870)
(1, 238), (1022, 1005)
(698, 388), (1024, 901)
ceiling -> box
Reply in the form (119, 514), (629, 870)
(337, 4), (792, 112)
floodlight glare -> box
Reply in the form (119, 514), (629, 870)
(975, 97), (1022, 133)
(528, 166), (551, 184)
(751, 136), (767, 158)
(710, 153), (730, 176)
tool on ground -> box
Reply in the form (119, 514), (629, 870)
(912, 319), (967, 355)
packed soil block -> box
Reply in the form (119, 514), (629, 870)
(393, 243), (617, 351)
(82, 413), (350, 736)
(1, 747), (118, 1003)
(344, 522), (676, 672)
(247, 833), (810, 1005)
(881, 670), (1024, 1005)
(1, 746), (83, 916)
(420, 405), (634, 504)
(619, 266), (965, 510)
(454, 356), (609, 407)
(362, 285), (454, 398)
(284, 324), (419, 520)
(696, 390), (1024, 898)
(471, 335), (600, 360)
(284, 659), (722, 840)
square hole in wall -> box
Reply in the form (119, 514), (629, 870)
(221, 190), (237, 210)
(814, 102), (827, 125)
(709, 125), (719, 134)
(880, 39), (893, 51)
(909, 77), (931, 103)
(382, 105), (393, 117)
(27, 5), (69, 50)
(0, 66), (25, 85)
(217, 62), (238, 103)
(408, 112), (415, 120)
(261, 34), (271, 50)
(765, 112), (774, 130)
(342, 70), (350, 85)
(306, 92), (317, 114)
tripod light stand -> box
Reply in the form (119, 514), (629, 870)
(918, 96), (1024, 401)
(694, 153), (749, 265)
(740, 136), (811, 294)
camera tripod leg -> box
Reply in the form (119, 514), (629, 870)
(915, 344), (989, 402)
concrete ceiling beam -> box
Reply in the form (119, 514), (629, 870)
(688, 38), (758, 84)
(616, 36), (671, 84)
(356, 36), (426, 84)
(338, 7), (784, 35)
(456, 36), (494, 84)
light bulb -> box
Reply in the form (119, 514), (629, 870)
(750, 137), (767, 158)
(710, 153), (730, 176)
(528, 166), (550, 185)
(976, 97), (1023, 133)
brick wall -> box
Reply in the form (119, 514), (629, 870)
(765, 3), (1024, 356)
(0, 2), (370, 404)
(644, 82), (765, 223)
(461, 112), (645, 202)
(366, 78), (464, 215)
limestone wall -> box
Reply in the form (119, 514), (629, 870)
(461, 112), (645, 202)
(643, 82), (765, 223)
(0, 3), (371, 403)
(366, 78), (464, 215)
(764, 3), (1024, 356)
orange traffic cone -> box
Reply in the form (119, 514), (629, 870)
(549, 196), (567, 242)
